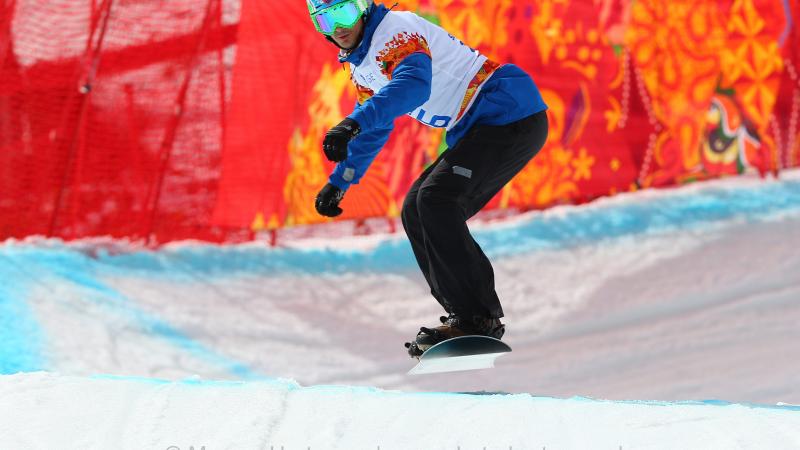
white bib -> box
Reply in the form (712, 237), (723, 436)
(350, 11), (499, 130)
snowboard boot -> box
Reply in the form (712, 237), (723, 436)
(404, 313), (505, 358)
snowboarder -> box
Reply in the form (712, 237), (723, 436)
(309, 0), (549, 357)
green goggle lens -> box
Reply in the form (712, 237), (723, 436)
(312, 1), (363, 35)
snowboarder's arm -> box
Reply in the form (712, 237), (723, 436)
(329, 122), (392, 191)
(328, 52), (433, 191)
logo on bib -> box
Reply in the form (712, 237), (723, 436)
(376, 32), (431, 79)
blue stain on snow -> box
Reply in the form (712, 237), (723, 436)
(565, 396), (800, 413)
(0, 253), (46, 374)
(89, 290), (262, 380)
(89, 174), (800, 275)
(0, 247), (263, 379)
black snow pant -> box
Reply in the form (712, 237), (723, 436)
(401, 110), (549, 319)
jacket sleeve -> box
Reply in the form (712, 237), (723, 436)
(329, 52), (433, 191)
(348, 51), (433, 134)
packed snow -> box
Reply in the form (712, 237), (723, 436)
(1, 372), (798, 449)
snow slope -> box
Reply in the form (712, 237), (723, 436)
(1, 372), (798, 450)
(1, 172), (800, 448)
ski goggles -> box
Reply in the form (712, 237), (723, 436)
(309, 0), (368, 35)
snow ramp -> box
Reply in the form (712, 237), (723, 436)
(1, 372), (799, 449)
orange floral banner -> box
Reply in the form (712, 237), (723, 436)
(212, 0), (800, 231)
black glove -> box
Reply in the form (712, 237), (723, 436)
(315, 183), (345, 217)
(323, 118), (360, 162)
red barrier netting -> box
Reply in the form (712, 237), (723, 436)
(1, 0), (799, 244)
(0, 0), (245, 243)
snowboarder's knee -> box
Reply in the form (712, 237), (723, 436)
(416, 185), (463, 215)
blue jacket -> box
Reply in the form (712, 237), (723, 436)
(329, 3), (547, 191)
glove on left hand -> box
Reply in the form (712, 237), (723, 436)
(315, 183), (345, 217)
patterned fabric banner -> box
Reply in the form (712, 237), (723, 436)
(213, 0), (800, 231)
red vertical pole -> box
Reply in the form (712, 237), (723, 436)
(269, 229), (277, 247)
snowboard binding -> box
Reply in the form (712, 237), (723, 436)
(404, 314), (505, 358)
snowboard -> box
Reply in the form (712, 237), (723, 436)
(408, 335), (511, 375)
